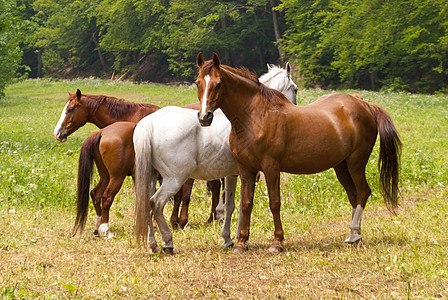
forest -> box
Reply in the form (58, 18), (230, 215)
(1, 0), (448, 95)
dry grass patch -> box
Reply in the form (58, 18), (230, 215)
(1, 188), (448, 299)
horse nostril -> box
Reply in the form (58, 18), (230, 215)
(206, 111), (214, 123)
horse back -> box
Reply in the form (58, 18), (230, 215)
(231, 93), (378, 174)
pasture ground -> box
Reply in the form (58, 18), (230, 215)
(1, 79), (448, 299)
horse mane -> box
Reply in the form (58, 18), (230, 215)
(83, 95), (142, 119)
(220, 64), (289, 106)
(259, 65), (285, 85)
(200, 60), (290, 106)
(221, 65), (259, 83)
(200, 60), (260, 84)
(259, 84), (290, 106)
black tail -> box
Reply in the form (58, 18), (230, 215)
(369, 103), (402, 214)
(73, 131), (102, 235)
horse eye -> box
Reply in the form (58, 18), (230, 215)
(215, 82), (221, 89)
(67, 107), (76, 113)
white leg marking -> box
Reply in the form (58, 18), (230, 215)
(54, 102), (68, 139)
(98, 223), (113, 238)
(95, 215), (101, 231)
(345, 204), (363, 243)
(200, 75), (211, 118)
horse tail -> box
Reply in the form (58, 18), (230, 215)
(73, 131), (102, 235)
(133, 121), (154, 246)
(368, 102), (402, 214)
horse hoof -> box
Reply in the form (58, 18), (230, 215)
(268, 245), (284, 253)
(344, 236), (362, 244)
(163, 247), (174, 255)
(232, 245), (247, 253)
(221, 241), (234, 248)
(93, 230), (99, 236)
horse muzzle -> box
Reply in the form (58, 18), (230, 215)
(198, 111), (214, 127)
(55, 130), (68, 143)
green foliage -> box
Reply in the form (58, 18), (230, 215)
(281, 0), (448, 93)
(12, 0), (283, 81)
(7, 0), (448, 92)
(31, 0), (105, 76)
(0, 0), (24, 97)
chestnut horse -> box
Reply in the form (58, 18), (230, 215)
(196, 53), (401, 253)
(54, 90), (223, 236)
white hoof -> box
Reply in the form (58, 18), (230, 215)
(221, 239), (234, 248)
(98, 223), (113, 239)
(345, 234), (362, 244)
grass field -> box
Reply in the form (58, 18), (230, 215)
(1, 78), (448, 298)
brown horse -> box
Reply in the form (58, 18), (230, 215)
(74, 122), (136, 237)
(54, 89), (223, 236)
(196, 53), (401, 253)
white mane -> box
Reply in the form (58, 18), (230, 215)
(259, 64), (298, 104)
(259, 65), (287, 85)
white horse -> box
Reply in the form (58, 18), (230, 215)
(133, 63), (297, 253)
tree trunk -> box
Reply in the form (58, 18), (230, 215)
(220, 17), (232, 65)
(269, 0), (283, 61)
(91, 32), (106, 70)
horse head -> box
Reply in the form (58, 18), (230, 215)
(196, 52), (223, 127)
(53, 89), (89, 142)
(260, 62), (298, 105)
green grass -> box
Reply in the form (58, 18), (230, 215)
(1, 79), (448, 298)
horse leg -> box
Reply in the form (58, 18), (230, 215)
(216, 178), (226, 222)
(233, 167), (257, 252)
(90, 160), (109, 235)
(150, 177), (187, 254)
(262, 164), (284, 253)
(179, 178), (194, 229)
(97, 177), (125, 238)
(221, 175), (237, 248)
(170, 189), (183, 229)
(344, 159), (371, 244)
(207, 179), (222, 223)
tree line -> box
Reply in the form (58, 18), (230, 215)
(1, 0), (447, 96)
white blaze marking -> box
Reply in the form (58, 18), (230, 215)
(200, 75), (211, 117)
(54, 102), (69, 139)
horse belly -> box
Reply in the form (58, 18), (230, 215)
(191, 148), (238, 180)
(279, 135), (350, 174)
(280, 156), (342, 174)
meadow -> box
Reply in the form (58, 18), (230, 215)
(1, 78), (448, 299)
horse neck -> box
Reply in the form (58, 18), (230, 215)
(85, 98), (156, 128)
(86, 101), (117, 129)
(219, 71), (265, 126)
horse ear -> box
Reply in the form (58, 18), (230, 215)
(266, 64), (271, 70)
(286, 62), (291, 77)
(197, 52), (204, 67)
(212, 53), (220, 69)
(76, 89), (82, 101)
